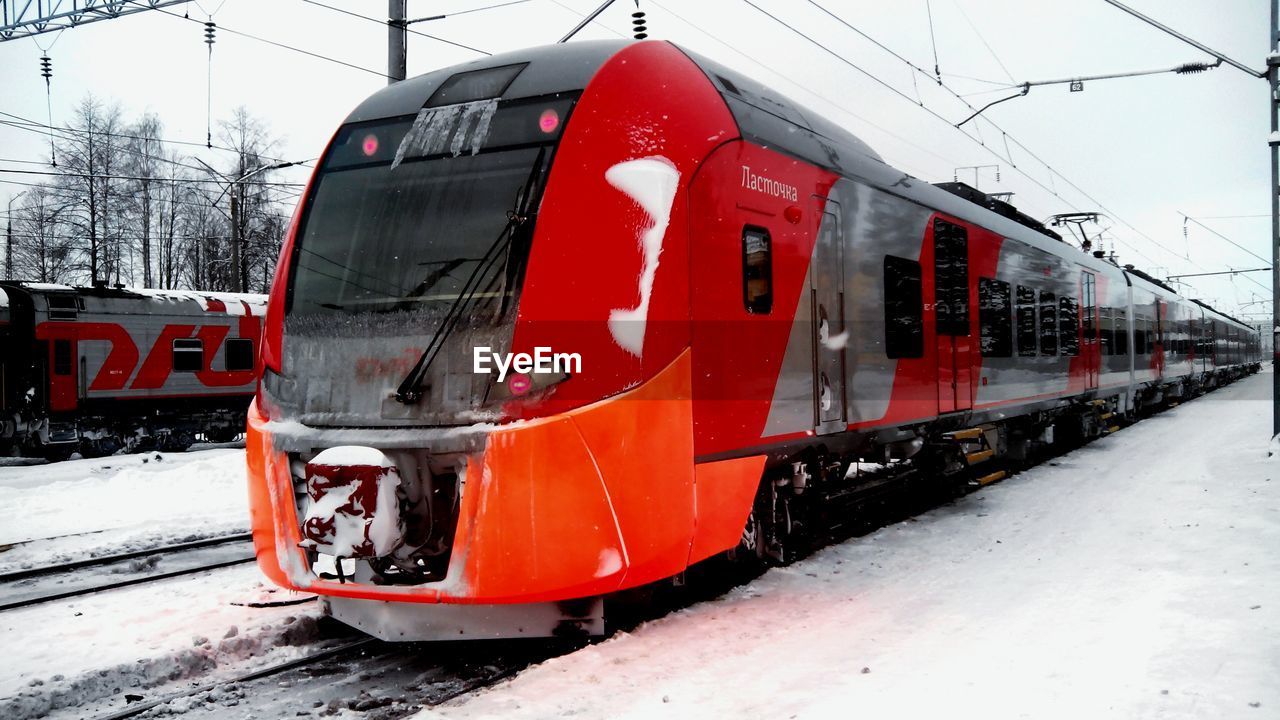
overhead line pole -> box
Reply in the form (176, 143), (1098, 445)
(389, 0), (407, 84)
(1271, 0), (1279, 438)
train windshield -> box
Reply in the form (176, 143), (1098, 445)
(286, 96), (572, 320)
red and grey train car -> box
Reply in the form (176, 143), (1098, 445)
(246, 40), (1261, 640)
(0, 281), (266, 459)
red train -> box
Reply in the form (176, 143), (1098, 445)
(246, 40), (1261, 640)
(0, 281), (265, 459)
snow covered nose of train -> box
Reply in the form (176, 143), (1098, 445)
(242, 349), (747, 607)
(299, 447), (404, 561)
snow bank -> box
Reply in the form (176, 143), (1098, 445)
(0, 449), (249, 572)
(422, 371), (1279, 719)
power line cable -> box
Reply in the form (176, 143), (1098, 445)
(1179, 212), (1270, 265)
(0, 110), (301, 165)
(298, 0), (492, 56)
(546, 0), (629, 40)
(0, 167), (304, 187)
(780, 0), (1182, 270)
(152, 6), (395, 80)
(647, 0), (967, 181)
(948, 0), (1016, 83)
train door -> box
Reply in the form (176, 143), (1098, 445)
(1081, 271), (1099, 389)
(47, 338), (77, 412)
(811, 199), (846, 433)
(933, 218), (972, 413)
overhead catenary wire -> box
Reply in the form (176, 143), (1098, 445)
(924, 0), (941, 84)
(0, 110), (302, 166)
(152, 6), (395, 80)
(0, 167), (305, 187)
(298, 0), (492, 56)
(1179, 212), (1269, 266)
(743, 0), (1166, 270)
(948, 0), (1016, 84)
(0, 178), (294, 218)
(646, 0), (967, 181)
(791, 0), (1196, 272)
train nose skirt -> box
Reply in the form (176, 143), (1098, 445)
(322, 595), (605, 641)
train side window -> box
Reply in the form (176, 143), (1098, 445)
(1059, 297), (1079, 356)
(1134, 319), (1147, 356)
(47, 295), (79, 321)
(53, 340), (72, 376)
(1016, 285), (1037, 357)
(1099, 307), (1113, 355)
(173, 338), (204, 373)
(1081, 274), (1096, 339)
(884, 255), (923, 359)
(978, 277), (1012, 357)
(1147, 318), (1156, 354)
(225, 338), (255, 372)
(1039, 291), (1057, 356)
(742, 227), (773, 314)
(933, 219), (969, 336)
(1114, 309), (1128, 355)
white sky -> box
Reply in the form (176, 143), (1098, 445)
(0, 0), (1272, 320)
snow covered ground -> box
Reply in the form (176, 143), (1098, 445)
(1, 372), (1274, 719)
(423, 371), (1279, 720)
(0, 447), (251, 573)
(0, 446), (325, 719)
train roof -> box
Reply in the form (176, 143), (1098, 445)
(0, 282), (267, 317)
(342, 41), (1253, 338)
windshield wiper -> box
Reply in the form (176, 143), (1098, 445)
(394, 148), (546, 404)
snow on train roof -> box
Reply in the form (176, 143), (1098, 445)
(124, 288), (267, 316)
(14, 282), (267, 317)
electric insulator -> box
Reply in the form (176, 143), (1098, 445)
(39, 55), (52, 81)
(632, 10), (647, 40)
(204, 21), (217, 47)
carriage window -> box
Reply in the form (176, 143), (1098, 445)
(1114, 309), (1128, 355)
(53, 340), (72, 376)
(1016, 285), (1037, 356)
(173, 339), (204, 373)
(1039, 291), (1057, 356)
(1059, 297), (1079, 356)
(978, 277), (1012, 357)
(225, 338), (255, 372)
(1099, 307), (1113, 355)
(933, 219), (969, 336)
(47, 295), (79, 321)
(884, 255), (923, 358)
(1081, 274), (1096, 339)
(1134, 319), (1147, 355)
(742, 227), (773, 314)
(1146, 318), (1156, 354)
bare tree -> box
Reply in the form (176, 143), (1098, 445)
(125, 113), (164, 287)
(216, 107), (283, 293)
(12, 186), (75, 283)
(55, 96), (128, 285)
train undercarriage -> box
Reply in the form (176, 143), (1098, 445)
(731, 364), (1262, 572)
(2, 406), (248, 461)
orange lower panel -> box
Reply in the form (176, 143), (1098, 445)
(688, 454), (767, 565)
(244, 349), (761, 605)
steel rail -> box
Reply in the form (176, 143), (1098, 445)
(0, 532), (252, 583)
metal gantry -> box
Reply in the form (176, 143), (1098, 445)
(0, 0), (188, 41)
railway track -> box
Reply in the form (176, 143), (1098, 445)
(88, 634), (562, 720)
(0, 533), (256, 612)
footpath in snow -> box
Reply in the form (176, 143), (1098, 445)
(425, 370), (1279, 720)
